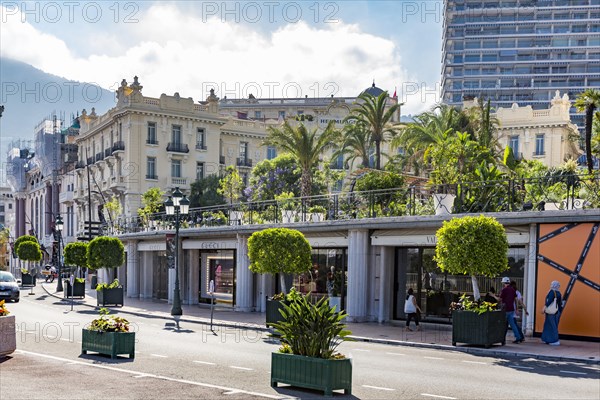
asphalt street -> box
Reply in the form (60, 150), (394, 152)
(1, 290), (599, 399)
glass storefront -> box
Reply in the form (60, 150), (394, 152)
(292, 248), (347, 310)
(395, 247), (526, 322)
(199, 250), (235, 305)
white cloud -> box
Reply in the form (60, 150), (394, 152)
(0, 3), (434, 114)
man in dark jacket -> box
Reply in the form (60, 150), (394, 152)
(500, 277), (524, 343)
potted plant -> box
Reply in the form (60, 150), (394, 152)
(0, 300), (16, 356)
(96, 279), (124, 307)
(435, 215), (509, 347)
(64, 277), (86, 298)
(308, 205), (327, 223)
(64, 241), (88, 279)
(87, 237), (125, 305)
(81, 307), (134, 359)
(248, 228), (312, 327)
(271, 293), (352, 396)
(275, 192), (298, 223)
(16, 238), (42, 287)
(449, 294), (505, 348)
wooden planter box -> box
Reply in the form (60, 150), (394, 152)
(81, 329), (135, 359)
(266, 299), (286, 327)
(271, 352), (352, 396)
(20, 274), (36, 287)
(97, 287), (124, 307)
(452, 310), (506, 348)
(0, 315), (16, 356)
(65, 281), (86, 298)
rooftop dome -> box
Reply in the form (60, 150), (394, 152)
(361, 81), (385, 97)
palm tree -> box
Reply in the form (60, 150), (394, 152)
(346, 92), (401, 170)
(335, 121), (372, 169)
(466, 99), (501, 156)
(574, 89), (600, 173)
(265, 121), (339, 198)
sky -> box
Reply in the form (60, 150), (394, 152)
(0, 0), (444, 115)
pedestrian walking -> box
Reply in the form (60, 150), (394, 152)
(500, 277), (524, 343)
(541, 280), (563, 346)
(511, 280), (529, 340)
(404, 288), (422, 331)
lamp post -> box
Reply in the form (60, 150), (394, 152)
(164, 187), (190, 318)
(55, 215), (64, 292)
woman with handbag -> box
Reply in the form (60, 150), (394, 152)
(541, 280), (563, 346)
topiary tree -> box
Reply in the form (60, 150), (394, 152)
(434, 215), (508, 300)
(16, 240), (42, 272)
(87, 237), (125, 279)
(64, 242), (89, 278)
(248, 228), (312, 294)
(14, 235), (38, 255)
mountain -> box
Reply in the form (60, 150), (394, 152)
(0, 57), (115, 147)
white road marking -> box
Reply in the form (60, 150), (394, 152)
(150, 354), (168, 358)
(461, 360), (487, 365)
(60, 338), (73, 342)
(230, 366), (253, 371)
(385, 352), (405, 356)
(424, 356), (444, 360)
(133, 374), (156, 378)
(512, 365), (533, 370)
(559, 370), (587, 375)
(16, 350), (283, 399)
(193, 361), (216, 365)
(362, 385), (395, 391)
(353, 349), (370, 352)
(421, 394), (457, 399)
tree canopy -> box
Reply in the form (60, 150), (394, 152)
(87, 236), (125, 270)
(64, 242), (89, 268)
(16, 240), (42, 262)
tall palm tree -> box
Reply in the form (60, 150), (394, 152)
(574, 89), (600, 173)
(265, 121), (339, 198)
(346, 92), (401, 170)
(335, 121), (372, 169)
(466, 99), (501, 156)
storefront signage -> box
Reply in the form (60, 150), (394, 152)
(138, 241), (167, 251)
(183, 239), (237, 249)
(372, 233), (528, 246)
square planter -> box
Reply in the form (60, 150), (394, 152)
(20, 274), (36, 287)
(0, 315), (16, 356)
(266, 299), (286, 328)
(271, 352), (352, 396)
(81, 329), (135, 359)
(97, 287), (124, 307)
(452, 310), (506, 348)
(64, 281), (86, 299)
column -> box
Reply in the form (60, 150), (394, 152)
(187, 249), (199, 305)
(347, 229), (369, 322)
(126, 241), (139, 298)
(235, 234), (253, 311)
(258, 274), (275, 313)
(524, 223), (537, 336)
(378, 246), (394, 323)
(140, 252), (153, 299)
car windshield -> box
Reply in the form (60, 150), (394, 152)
(0, 272), (16, 283)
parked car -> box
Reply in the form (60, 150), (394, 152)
(0, 271), (20, 302)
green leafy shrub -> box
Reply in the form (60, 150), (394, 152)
(96, 279), (122, 291)
(87, 236), (125, 271)
(64, 242), (88, 268)
(14, 235), (38, 254)
(272, 293), (351, 359)
(450, 293), (499, 315)
(435, 215), (508, 300)
(88, 308), (130, 333)
(16, 241), (42, 263)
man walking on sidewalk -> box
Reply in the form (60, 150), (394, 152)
(500, 277), (524, 344)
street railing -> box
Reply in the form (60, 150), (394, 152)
(104, 172), (599, 234)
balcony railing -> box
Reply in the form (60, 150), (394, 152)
(104, 173), (600, 235)
(237, 157), (253, 167)
(146, 174), (158, 180)
(87, 157), (94, 166)
(95, 152), (103, 162)
(104, 148), (112, 158)
(112, 141), (125, 153)
(196, 144), (207, 150)
(75, 161), (85, 169)
(147, 139), (158, 145)
(167, 143), (189, 153)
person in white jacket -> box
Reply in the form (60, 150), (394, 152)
(404, 288), (422, 331)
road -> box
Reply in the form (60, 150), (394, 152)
(1, 289), (599, 399)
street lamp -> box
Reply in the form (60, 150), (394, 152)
(55, 215), (64, 292)
(163, 187), (190, 318)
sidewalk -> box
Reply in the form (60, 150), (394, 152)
(41, 282), (600, 365)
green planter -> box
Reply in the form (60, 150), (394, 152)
(81, 329), (135, 359)
(452, 310), (506, 348)
(21, 274), (36, 287)
(97, 287), (124, 307)
(266, 299), (286, 327)
(271, 352), (352, 396)
(64, 281), (86, 298)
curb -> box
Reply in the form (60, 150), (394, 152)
(40, 283), (599, 365)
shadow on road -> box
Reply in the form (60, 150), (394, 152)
(493, 357), (600, 379)
(273, 385), (358, 399)
(79, 353), (135, 363)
